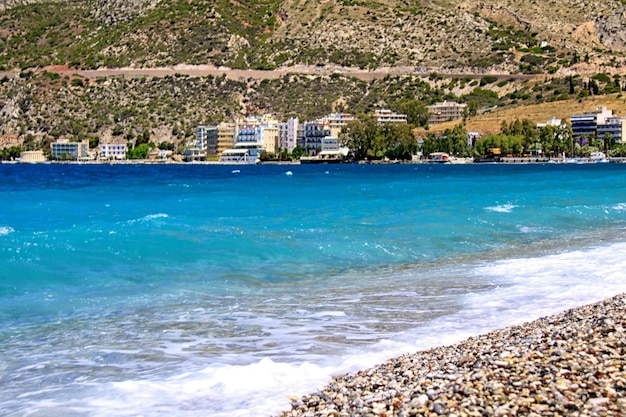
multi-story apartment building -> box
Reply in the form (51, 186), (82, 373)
(51, 139), (89, 160)
(301, 120), (331, 156)
(597, 116), (626, 143)
(217, 123), (237, 155)
(257, 124), (279, 154)
(321, 136), (340, 152)
(427, 101), (467, 125)
(375, 108), (408, 124)
(100, 144), (127, 160)
(227, 126), (263, 160)
(236, 126), (257, 145)
(278, 117), (299, 152)
(185, 125), (218, 161)
(570, 106), (613, 144)
(323, 113), (354, 137)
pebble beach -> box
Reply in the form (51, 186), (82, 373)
(279, 294), (626, 417)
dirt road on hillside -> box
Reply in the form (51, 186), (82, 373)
(54, 64), (426, 81)
(44, 64), (541, 82)
(0, 61), (619, 82)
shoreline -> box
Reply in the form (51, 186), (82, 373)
(278, 293), (626, 416)
(3, 157), (626, 166)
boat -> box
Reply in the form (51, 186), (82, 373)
(448, 156), (473, 164)
(427, 152), (450, 163)
(299, 149), (349, 164)
(590, 151), (609, 163)
(219, 149), (259, 164)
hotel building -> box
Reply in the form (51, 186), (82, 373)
(570, 106), (613, 144)
(278, 117), (299, 152)
(427, 101), (467, 125)
(100, 144), (127, 160)
(51, 139), (89, 160)
(375, 108), (408, 124)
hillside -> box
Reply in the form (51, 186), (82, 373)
(0, 67), (623, 152)
(422, 93), (626, 136)
(1, 0), (626, 151)
(1, 0), (626, 73)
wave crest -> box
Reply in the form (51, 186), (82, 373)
(485, 203), (517, 213)
(0, 226), (15, 236)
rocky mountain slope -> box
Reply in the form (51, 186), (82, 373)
(0, 0), (626, 152)
(1, 0), (626, 72)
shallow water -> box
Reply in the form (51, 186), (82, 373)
(1, 163), (626, 416)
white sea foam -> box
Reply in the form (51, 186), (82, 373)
(0, 226), (15, 236)
(516, 225), (545, 233)
(127, 213), (169, 224)
(143, 213), (169, 221)
(465, 242), (626, 327)
(76, 359), (338, 417)
(65, 241), (626, 417)
(485, 203), (517, 213)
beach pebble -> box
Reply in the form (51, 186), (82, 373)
(278, 294), (626, 417)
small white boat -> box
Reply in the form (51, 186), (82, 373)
(428, 152), (450, 163)
(590, 152), (609, 163)
(219, 149), (259, 164)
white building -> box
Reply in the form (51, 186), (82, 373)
(536, 116), (564, 129)
(278, 117), (299, 152)
(570, 106), (614, 144)
(597, 116), (626, 143)
(100, 144), (127, 160)
(375, 108), (408, 124)
(300, 120), (331, 156)
(19, 150), (46, 162)
(51, 139), (89, 160)
(323, 113), (354, 136)
(321, 136), (340, 152)
(427, 101), (467, 125)
(219, 114), (278, 163)
(185, 125), (218, 161)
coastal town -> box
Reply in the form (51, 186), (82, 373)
(9, 101), (626, 165)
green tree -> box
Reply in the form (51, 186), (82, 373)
(384, 123), (417, 160)
(449, 124), (470, 157)
(474, 134), (524, 157)
(136, 129), (151, 145)
(291, 145), (304, 160)
(1, 146), (23, 160)
(340, 114), (378, 160)
(128, 143), (150, 159)
(539, 125), (556, 156)
(88, 135), (100, 149)
(112, 125), (124, 136)
(396, 99), (430, 127)
(158, 141), (175, 151)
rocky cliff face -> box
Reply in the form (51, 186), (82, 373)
(596, 9), (626, 52)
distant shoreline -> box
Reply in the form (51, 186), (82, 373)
(3, 157), (626, 165)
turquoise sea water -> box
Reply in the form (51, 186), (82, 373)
(2, 163), (626, 416)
